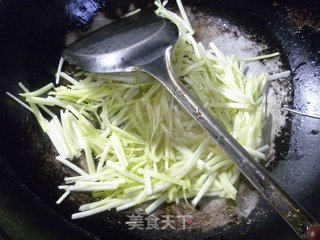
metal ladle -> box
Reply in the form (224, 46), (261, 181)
(62, 11), (319, 239)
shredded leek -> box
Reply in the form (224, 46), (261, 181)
(7, 0), (291, 219)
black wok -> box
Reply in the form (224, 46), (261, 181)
(0, 0), (320, 239)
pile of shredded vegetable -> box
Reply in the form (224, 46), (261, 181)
(7, 0), (290, 219)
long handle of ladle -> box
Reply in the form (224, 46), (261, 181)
(143, 47), (318, 239)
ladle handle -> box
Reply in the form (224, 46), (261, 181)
(143, 47), (318, 239)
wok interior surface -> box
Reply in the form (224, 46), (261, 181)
(0, 0), (320, 239)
